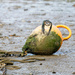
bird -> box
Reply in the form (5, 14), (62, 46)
(22, 20), (63, 55)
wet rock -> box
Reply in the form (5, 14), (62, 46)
(52, 71), (56, 74)
(40, 63), (42, 65)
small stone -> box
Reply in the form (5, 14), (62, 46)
(52, 71), (56, 74)
(13, 6), (21, 9)
(24, 9), (28, 11)
(40, 63), (42, 65)
(9, 23), (12, 25)
(27, 21), (31, 23)
(13, 34), (16, 36)
(9, 34), (16, 37)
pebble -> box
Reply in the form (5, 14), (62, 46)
(24, 9), (28, 11)
(40, 63), (42, 65)
(52, 71), (56, 74)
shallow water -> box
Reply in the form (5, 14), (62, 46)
(0, 0), (75, 55)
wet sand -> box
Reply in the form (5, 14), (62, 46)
(0, 0), (75, 75)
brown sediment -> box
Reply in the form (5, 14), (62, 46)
(9, 34), (20, 37)
(0, 58), (13, 65)
(6, 65), (21, 70)
(22, 57), (45, 61)
(10, 57), (45, 63)
(0, 50), (26, 57)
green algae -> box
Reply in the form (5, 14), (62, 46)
(22, 34), (38, 53)
(36, 31), (62, 54)
(22, 31), (62, 55)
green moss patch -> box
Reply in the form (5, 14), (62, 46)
(22, 31), (62, 55)
(22, 34), (38, 53)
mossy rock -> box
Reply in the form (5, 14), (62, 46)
(22, 31), (62, 55)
